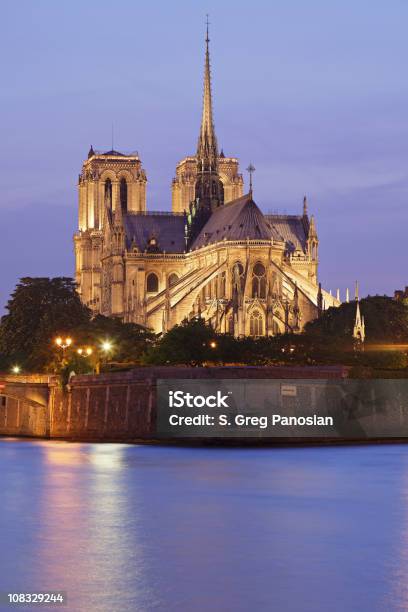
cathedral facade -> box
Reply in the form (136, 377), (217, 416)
(74, 29), (339, 336)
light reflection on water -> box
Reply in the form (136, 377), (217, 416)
(1, 440), (408, 611)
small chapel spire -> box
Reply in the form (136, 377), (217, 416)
(353, 299), (365, 344)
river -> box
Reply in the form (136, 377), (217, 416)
(0, 440), (407, 611)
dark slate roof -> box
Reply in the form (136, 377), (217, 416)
(191, 194), (281, 249)
(124, 213), (186, 253)
(102, 149), (125, 156)
(265, 215), (308, 252)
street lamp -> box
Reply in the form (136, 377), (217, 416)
(54, 337), (73, 368)
(11, 365), (21, 374)
(210, 341), (217, 349)
(55, 337), (73, 350)
(96, 339), (114, 374)
(101, 340), (113, 353)
(77, 347), (93, 357)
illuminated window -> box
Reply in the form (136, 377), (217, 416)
(252, 262), (266, 298)
(250, 309), (264, 337)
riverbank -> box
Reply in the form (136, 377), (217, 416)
(0, 366), (349, 442)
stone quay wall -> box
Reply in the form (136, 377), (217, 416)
(0, 366), (349, 442)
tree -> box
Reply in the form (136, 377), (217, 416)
(74, 315), (155, 369)
(0, 277), (91, 371)
(305, 296), (408, 343)
(144, 318), (218, 366)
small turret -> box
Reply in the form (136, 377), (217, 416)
(306, 213), (318, 262)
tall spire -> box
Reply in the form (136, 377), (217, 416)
(197, 16), (218, 169)
(188, 17), (224, 245)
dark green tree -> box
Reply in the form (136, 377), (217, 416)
(75, 315), (155, 370)
(144, 318), (218, 366)
(305, 296), (408, 343)
(0, 277), (91, 371)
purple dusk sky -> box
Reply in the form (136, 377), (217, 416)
(1, 0), (408, 312)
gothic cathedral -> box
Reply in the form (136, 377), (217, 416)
(74, 28), (339, 336)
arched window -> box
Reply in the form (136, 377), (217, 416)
(168, 273), (178, 288)
(104, 179), (112, 209)
(250, 310), (264, 337)
(252, 262), (266, 298)
(120, 178), (128, 213)
(146, 273), (159, 293)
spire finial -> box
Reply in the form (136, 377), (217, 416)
(355, 280), (359, 301)
(246, 163), (255, 195)
(206, 13), (210, 44)
(303, 195), (308, 216)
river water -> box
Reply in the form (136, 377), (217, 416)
(0, 440), (408, 611)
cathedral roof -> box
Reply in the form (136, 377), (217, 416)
(191, 194), (280, 249)
(122, 201), (310, 256)
(124, 213), (186, 253)
(101, 149), (125, 156)
(265, 215), (308, 252)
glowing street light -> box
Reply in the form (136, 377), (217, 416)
(55, 337), (73, 349)
(101, 340), (113, 353)
(210, 341), (217, 349)
(77, 347), (93, 357)
(11, 365), (21, 374)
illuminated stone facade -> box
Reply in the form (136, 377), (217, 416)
(74, 30), (339, 335)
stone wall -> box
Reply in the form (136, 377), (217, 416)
(0, 366), (349, 442)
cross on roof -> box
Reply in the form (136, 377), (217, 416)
(246, 163), (256, 194)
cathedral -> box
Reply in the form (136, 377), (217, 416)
(74, 28), (339, 336)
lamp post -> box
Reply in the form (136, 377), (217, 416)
(11, 365), (21, 374)
(55, 336), (73, 352)
(96, 340), (114, 374)
(77, 347), (93, 357)
(54, 336), (73, 368)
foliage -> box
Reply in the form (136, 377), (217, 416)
(144, 318), (217, 366)
(0, 277), (154, 374)
(0, 277), (91, 371)
(305, 296), (408, 343)
(74, 315), (155, 368)
(2, 279), (408, 375)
